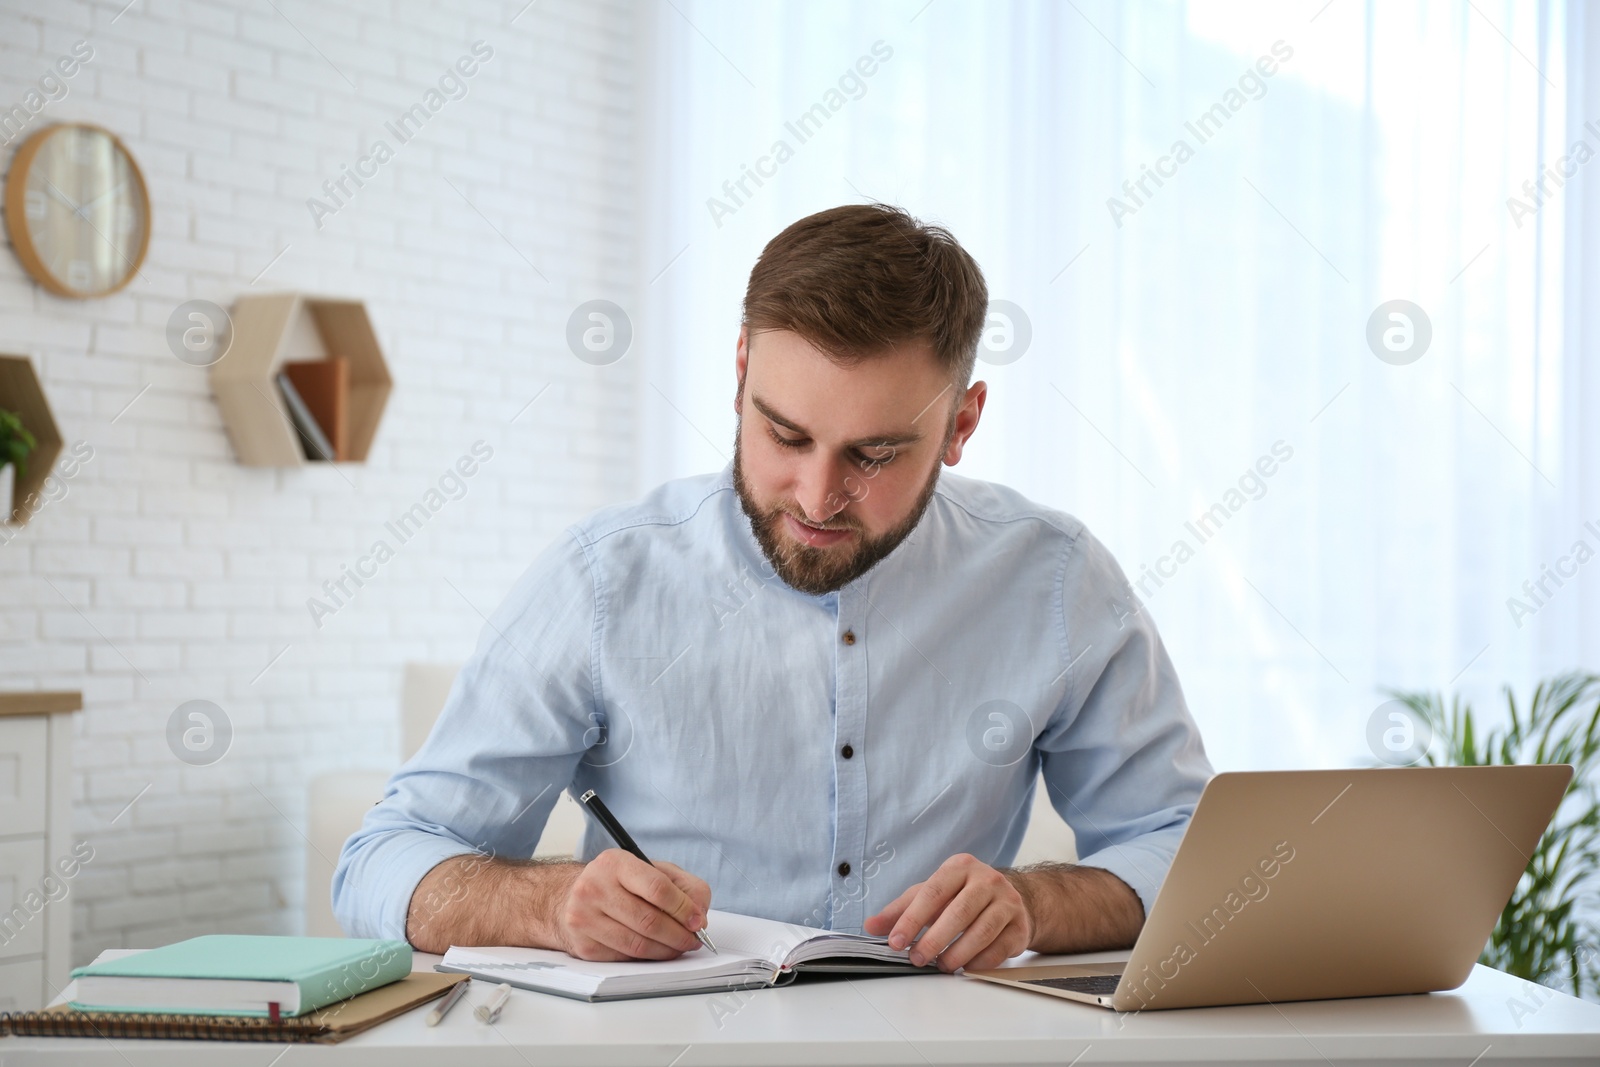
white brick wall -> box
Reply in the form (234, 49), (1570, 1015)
(0, 0), (640, 964)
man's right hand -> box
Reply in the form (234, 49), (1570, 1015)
(551, 848), (712, 961)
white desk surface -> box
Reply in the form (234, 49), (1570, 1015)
(5, 948), (1599, 1066)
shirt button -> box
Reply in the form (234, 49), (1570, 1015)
(842, 630), (856, 645)
(837, 862), (851, 877)
(840, 744), (854, 759)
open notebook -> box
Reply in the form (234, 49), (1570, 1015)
(436, 910), (934, 1001)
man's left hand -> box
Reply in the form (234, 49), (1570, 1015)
(863, 853), (1032, 972)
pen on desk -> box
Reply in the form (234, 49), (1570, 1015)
(426, 977), (469, 1026)
(578, 788), (719, 955)
(475, 982), (512, 1024)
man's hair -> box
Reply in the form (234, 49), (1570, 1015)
(742, 204), (989, 387)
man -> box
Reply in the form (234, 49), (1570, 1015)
(334, 204), (1212, 974)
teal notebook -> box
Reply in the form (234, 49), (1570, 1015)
(69, 936), (412, 1017)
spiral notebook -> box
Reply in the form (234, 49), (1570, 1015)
(437, 909), (934, 1002)
(1, 950), (464, 1044)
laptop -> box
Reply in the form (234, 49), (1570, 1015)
(966, 765), (1571, 1011)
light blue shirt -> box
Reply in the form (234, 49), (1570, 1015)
(333, 466), (1213, 941)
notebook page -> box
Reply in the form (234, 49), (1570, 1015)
(699, 910), (831, 968)
(52, 950), (145, 1009)
(784, 933), (914, 966)
(700, 911), (914, 968)
(440, 943), (765, 993)
(438, 919), (804, 998)
(440, 911), (906, 997)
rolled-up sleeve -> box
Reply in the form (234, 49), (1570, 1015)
(1035, 526), (1213, 914)
(332, 532), (598, 940)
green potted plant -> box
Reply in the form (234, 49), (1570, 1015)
(1385, 672), (1600, 998)
(0, 407), (36, 519)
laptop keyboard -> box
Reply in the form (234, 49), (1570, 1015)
(1022, 975), (1122, 996)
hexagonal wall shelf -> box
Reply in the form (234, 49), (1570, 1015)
(211, 293), (392, 466)
(0, 354), (64, 525)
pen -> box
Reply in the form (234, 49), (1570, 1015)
(426, 977), (469, 1026)
(578, 788), (719, 954)
(475, 982), (512, 1024)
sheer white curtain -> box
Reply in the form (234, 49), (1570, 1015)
(635, 0), (1593, 772)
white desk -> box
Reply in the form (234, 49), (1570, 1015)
(5, 950), (1599, 1066)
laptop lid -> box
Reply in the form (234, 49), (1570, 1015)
(1111, 765), (1571, 1012)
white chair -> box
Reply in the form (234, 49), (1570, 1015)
(304, 663), (588, 937)
(304, 663), (1075, 936)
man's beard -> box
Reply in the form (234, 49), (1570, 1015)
(733, 424), (946, 597)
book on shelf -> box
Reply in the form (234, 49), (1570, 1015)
(275, 370), (336, 461)
(281, 358), (349, 461)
